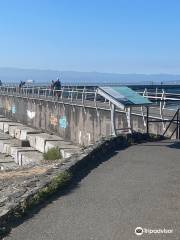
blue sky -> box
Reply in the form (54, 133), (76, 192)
(0, 0), (180, 73)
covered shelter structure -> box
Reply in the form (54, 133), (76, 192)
(97, 86), (152, 135)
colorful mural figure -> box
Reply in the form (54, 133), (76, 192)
(50, 115), (58, 126)
(5, 102), (11, 111)
(12, 105), (16, 114)
(59, 116), (68, 129)
(27, 110), (36, 119)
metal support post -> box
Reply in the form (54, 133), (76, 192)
(110, 103), (116, 136)
(146, 106), (149, 135)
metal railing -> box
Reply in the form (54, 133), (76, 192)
(1, 85), (180, 138)
(138, 89), (180, 106)
(146, 108), (180, 139)
(0, 86), (108, 109)
(163, 109), (180, 139)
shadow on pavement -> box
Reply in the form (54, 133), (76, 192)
(5, 145), (122, 236)
(137, 140), (180, 148)
(168, 141), (180, 149)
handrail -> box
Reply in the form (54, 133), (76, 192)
(0, 85), (105, 110)
(163, 109), (180, 139)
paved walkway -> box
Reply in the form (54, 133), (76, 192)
(4, 141), (180, 240)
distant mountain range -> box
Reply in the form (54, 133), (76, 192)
(0, 67), (180, 85)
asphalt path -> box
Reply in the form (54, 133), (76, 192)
(4, 140), (180, 240)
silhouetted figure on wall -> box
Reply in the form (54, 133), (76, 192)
(19, 81), (25, 88)
(55, 78), (61, 90)
(51, 80), (55, 90)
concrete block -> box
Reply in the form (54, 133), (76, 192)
(2, 142), (11, 154)
(10, 146), (35, 163)
(14, 127), (24, 139)
(35, 133), (63, 153)
(0, 132), (11, 140)
(0, 161), (16, 171)
(9, 125), (18, 138)
(20, 128), (42, 140)
(19, 151), (43, 166)
(0, 121), (12, 131)
(10, 124), (34, 140)
(44, 140), (79, 153)
(0, 138), (22, 155)
(10, 125), (34, 140)
(9, 125), (24, 138)
(45, 140), (69, 153)
(10, 146), (24, 162)
(0, 140), (11, 153)
(0, 118), (11, 122)
(13, 125), (30, 139)
(27, 134), (37, 148)
(60, 148), (81, 159)
(60, 149), (74, 159)
(16, 147), (36, 164)
(3, 122), (22, 134)
(45, 140), (81, 159)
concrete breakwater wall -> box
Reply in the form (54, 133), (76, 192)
(0, 95), (175, 145)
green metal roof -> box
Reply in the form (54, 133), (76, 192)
(99, 86), (151, 106)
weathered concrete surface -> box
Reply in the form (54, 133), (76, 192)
(45, 140), (81, 158)
(0, 139), (21, 155)
(1, 133), (133, 237)
(27, 133), (61, 151)
(60, 148), (82, 159)
(20, 127), (42, 141)
(26, 132), (80, 157)
(3, 122), (22, 134)
(0, 121), (12, 132)
(35, 133), (63, 153)
(0, 154), (17, 170)
(0, 122), (82, 166)
(19, 150), (43, 166)
(0, 94), (176, 146)
(11, 147), (36, 164)
(9, 125), (42, 140)
(4, 140), (180, 240)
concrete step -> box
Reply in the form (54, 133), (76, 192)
(10, 146), (36, 163)
(0, 162), (18, 170)
(0, 139), (21, 155)
(60, 148), (82, 158)
(3, 122), (23, 134)
(0, 116), (82, 164)
(0, 118), (12, 122)
(27, 132), (82, 158)
(18, 151), (43, 166)
(9, 125), (42, 140)
(0, 121), (13, 131)
(20, 127), (42, 140)
(45, 140), (81, 158)
(0, 154), (18, 170)
(0, 132), (11, 140)
(27, 133), (63, 153)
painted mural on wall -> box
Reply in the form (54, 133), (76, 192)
(50, 115), (58, 126)
(27, 110), (36, 119)
(5, 102), (11, 111)
(12, 105), (16, 114)
(59, 116), (68, 129)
